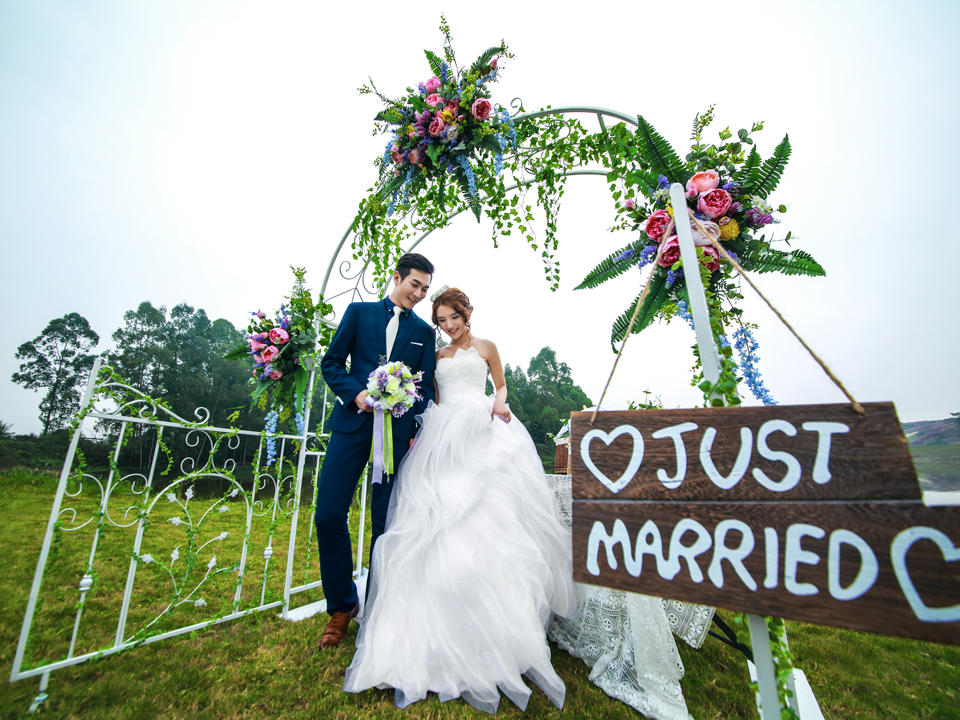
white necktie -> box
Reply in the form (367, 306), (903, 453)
(385, 305), (403, 359)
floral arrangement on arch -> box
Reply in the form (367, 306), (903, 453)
(576, 107), (825, 347)
(361, 16), (515, 221)
(227, 268), (333, 446)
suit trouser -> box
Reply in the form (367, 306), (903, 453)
(314, 423), (407, 616)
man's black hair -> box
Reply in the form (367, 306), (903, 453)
(396, 253), (434, 280)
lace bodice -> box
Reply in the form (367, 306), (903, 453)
(436, 346), (488, 400)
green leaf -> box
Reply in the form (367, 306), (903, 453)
(424, 49), (444, 77)
(610, 269), (670, 345)
(635, 115), (687, 183)
(468, 46), (503, 76)
(734, 145), (762, 184)
(750, 134), (791, 199)
(426, 143), (442, 167)
(733, 244), (825, 277)
(574, 241), (650, 290)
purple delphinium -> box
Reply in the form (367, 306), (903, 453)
(666, 267), (683, 287)
(638, 245), (658, 268)
(615, 248), (635, 262)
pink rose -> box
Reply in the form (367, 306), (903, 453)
(445, 100), (459, 114)
(698, 189), (733, 219)
(471, 97), (492, 120)
(625, 198), (636, 210)
(268, 368), (283, 380)
(700, 245), (721, 272)
(424, 76), (441, 93)
(686, 170), (720, 196)
(261, 345), (280, 363)
(491, 57), (498, 69)
(657, 236), (681, 267)
(250, 339), (267, 352)
(644, 209), (672, 242)
(428, 115), (445, 137)
(692, 219), (721, 247)
(425, 93), (443, 108)
(389, 144), (404, 164)
(408, 147), (424, 165)
(269, 327), (290, 345)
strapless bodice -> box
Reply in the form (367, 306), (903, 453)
(436, 346), (488, 400)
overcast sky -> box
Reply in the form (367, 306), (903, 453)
(2, 0), (958, 435)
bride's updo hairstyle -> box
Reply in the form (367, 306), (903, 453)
(431, 287), (473, 328)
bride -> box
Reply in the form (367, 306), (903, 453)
(344, 287), (576, 713)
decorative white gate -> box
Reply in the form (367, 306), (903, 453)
(9, 356), (373, 711)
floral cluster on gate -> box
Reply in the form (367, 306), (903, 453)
(361, 15), (515, 221)
(226, 268), (333, 452)
(574, 107), (824, 404)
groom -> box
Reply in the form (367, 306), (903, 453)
(314, 252), (437, 649)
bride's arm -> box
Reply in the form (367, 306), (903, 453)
(483, 341), (511, 423)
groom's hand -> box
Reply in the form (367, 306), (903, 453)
(355, 390), (372, 412)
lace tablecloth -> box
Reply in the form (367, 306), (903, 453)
(545, 474), (714, 719)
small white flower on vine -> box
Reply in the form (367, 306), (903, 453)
(207, 555), (217, 570)
(171, 547), (180, 563)
(140, 554), (154, 564)
(217, 506), (230, 513)
(216, 532), (229, 541)
(194, 598), (207, 608)
(169, 516), (184, 526)
(185, 486), (194, 501)
(166, 493), (176, 503)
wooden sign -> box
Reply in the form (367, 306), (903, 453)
(571, 404), (960, 645)
(571, 402), (919, 501)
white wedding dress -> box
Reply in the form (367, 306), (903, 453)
(344, 346), (577, 713)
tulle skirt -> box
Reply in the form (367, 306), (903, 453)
(343, 391), (577, 713)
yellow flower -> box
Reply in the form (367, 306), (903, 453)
(718, 217), (740, 241)
(441, 109), (455, 124)
(666, 205), (674, 217)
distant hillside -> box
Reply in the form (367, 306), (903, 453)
(902, 417), (960, 446)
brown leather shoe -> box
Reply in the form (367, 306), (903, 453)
(318, 603), (359, 650)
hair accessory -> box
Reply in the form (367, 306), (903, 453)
(429, 284), (451, 303)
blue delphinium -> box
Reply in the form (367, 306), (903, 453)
(666, 267), (684, 287)
(264, 410), (280, 466)
(455, 155), (477, 196)
(638, 245), (657, 268)
(733, 326), (776, 405)
(615, 248), (635, 262)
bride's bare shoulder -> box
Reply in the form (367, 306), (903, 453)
(472, 338), (497, 359)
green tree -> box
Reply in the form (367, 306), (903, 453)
(11, 313), (99, 434)
(108, 301), (169, 398)
(492, 347), (592, 469)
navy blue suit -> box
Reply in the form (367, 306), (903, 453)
(315, 298), (436, 615)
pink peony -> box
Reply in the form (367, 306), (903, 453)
(408, 147), (425, 165)
(491, 57), (498, 69)
(389, 144), (404, 164)
(428, 114), (445, 137)
(424, 76), (441, 93)
(700, 245), (721, 272)
(250, 339), (267, 352)
(261, 345), (280, 363)
(268, 368), (283, 380)
(269, 327), (290, 345)
(657, 236), (681, 267)
(698, 188), (733, 219)
(471, 97), (492, 120)
(686, 170), (720, 196)
(445, 100), (459, 114)
(425, 93), (443, 108)
(252, 352), (264, 365)
(644, 209), (672, 242)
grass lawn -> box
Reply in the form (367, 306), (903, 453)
(1, 469), (958, 719)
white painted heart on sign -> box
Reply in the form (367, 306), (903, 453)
(890, 526), (960, 623)
(580, 424), (643, 494)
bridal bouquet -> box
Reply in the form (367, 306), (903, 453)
(361, 16), (515, 220)
(576, 108), (825, 345)
(364, 361), (424, 483)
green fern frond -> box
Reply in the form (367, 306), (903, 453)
(635, 115), (686, 183)
(734, 145), (762, 185)
(734, 244), (825, 277)
(424, 50), (445, 77)
(574, 241), (649, 290)
(610, 269), (670, 346)
(469, 46), (503, 76)
(750, 134), (791, 199)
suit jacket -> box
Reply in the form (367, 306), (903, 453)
(321, 300), (436, 437)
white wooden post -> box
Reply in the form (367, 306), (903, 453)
(669, 184), (819, 719)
